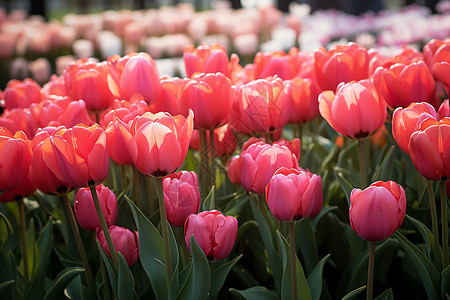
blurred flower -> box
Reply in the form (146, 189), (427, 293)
(184, 210), (238, 261)
(349, 180), (406, 241)
(97, 225), (139, 266)
(29, 58), (51, 85)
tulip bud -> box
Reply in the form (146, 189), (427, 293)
(184, 210), (238, 261)
(97, 225), (139, 266)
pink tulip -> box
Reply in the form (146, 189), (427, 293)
(253, 50), (298, 80)
(3, 78), (42, 110)
(190, 124), (237, 158)
(349, 181), (406, 241)
(0, 108), (39, 139)
(97, 225), (139, 266)
(319, 79), (386, 139)
(148, 77), (188, 116)
(163, 171), (201, 227)
(184, 210), (238, 261)
(41, 74), (69, 98)
(265, 167), (323, 221)
(438, 99), (450, 119)
(227, 155), (242, 185)
(392, 102), (437, 154)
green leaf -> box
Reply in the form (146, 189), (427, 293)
(118, 253), (135, 300)
(371, 146), (395, 182)
(394, 231), (440, 300)
(202, 185), (215, 211)
(66, 274), (96, 300)
(334, 168), (355, 208)
(404, 214), (434, 258)
(33, 219), (53, 280)
(168, 223), (179, 300)
(126, 196), (168, 300)
(43, 267), (84, 300)
(310, 206), (337, 230)
(442, 265), (450, 299)
(208, 254), (243, 299)
(229, 286), (279, 300)
(341, 286), (366, 300)
(374, 288), (394, 300)
(307, 254), (330, 300)
(175, 235), (210, 300)
(0, 280), (14, 297)
(97, 242), (118, 299)
(295, 218), (318, 275)
(277, 231), (311, 300)
(0, 210), (13, 246)
(223, 191), (248, 217)
(22, 218), (35, 280)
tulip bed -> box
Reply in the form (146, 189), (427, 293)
(1, 5), (450, 300)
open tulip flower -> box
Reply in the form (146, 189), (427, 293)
(350, 180), (406, 242)
(184, 210), (238, 261)
(265, 167), (323, 221)
(319, 79), (387, 139)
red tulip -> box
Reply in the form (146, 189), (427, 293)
(39, 124), (109, 187)
(163, 171), (201, 227)
(107, 52), (161, 104)
(423, 39), (450, 91)
(230, 77), (289, 135)
(392, 102), (437, 154)
(373, 61), (435, 109)
(117, 110), (194, 177)
(241, 141), (298, 194)
(148, 76), (188, 116)
(0, 174), (35, 203)
(319, 79), (386, 139)
(314, 42), (369, 92)
(100, 99), (148, 128)
(280, 77), (321, 124)
(0, 108), (39, 139)
(409, 117), (450, 181)
(349, 180), (406, 241)
(184, 210), (238, 261)
(227, 155), (242, 185)
(64, 59), (116, 111)
(0, 128), (32, 192)
(75, 184), (118, 231)
(190, 124), (237, 158)
(180, 72), (233, 130)
(3, 78), (42, 110)
(41, 74), (68, 98)
(265, 167), (322, 221)
(97, 225), (139, 266)
(368, 46), (423, 75)
(438, 99), (450, 119)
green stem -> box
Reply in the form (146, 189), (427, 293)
(265, 132), (273, 144)
(440, 181), (449, 269)
(426, 180), (441, 267)
(132, 166), (142, 210)
(209, 129), (217, 208)
(296, 123), (303, 165)
(289, 222), (297, 300)
(199, 129), (210, 199)
(146, 175), (155, 217)
(61, 194), (96, 291)
(358, 139), (367, 188)
(366, 241), (376, 300)
(18, 199), (30, 281)
(120, 164), (126, 190)
(156, 177), (173, 285)
(89, 185), (119, 268)
(176, 226), (188, 269)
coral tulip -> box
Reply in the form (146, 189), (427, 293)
(97, 225), (139, 266)
(163, 171), (201, 227)
(0, 108), (39, 139)
(148, 76), (188, 116)
(265, 167), (323, 221)
(0, 175), (35, 203)
(184, 210), (238, 261)
(253, 50), (298, 80)
(75, 184), (118, 231)
(190, 124), (237, 158)
(3, 78), (42, 110)
(319, 79), (386, 139)
(349, 180), (406, 241)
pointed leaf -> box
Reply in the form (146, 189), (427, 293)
(341, 286), (366, 300)
(168, 223), (179, 300)
(307, 254), (330, 300)
(229, 286), (279, 300)
(34, 219), (53, 280)
(404, 214), (434, 257)
(295, 218), (318, 275)
(202, 185), (216, 211)
(118, 253), (135, 300)
(442, 265), (450, 299)
(374, 288), (394, 300)
(0, 280), (14, 297)
(43, 267), (84, 300)
(209, 254), (243, 299)
(97, 243), (118, 299)
(334, 168), (354, 208)
(0, 211), (13, 245)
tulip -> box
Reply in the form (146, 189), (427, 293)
(368, 46), (423, 75)
(265, 167), (323, 221)
(180, 72), (233, 130)
(64, 58), (116, 111)
(117, 110), (194, 177)
(373, 61), (435, 109)
(148, 77), (188, 116)
(319, 79), (386, 140)
(39, 124), (109, 187)
(314, 42), (369, 92)
(438, 99), (450, 119)
(3, 78), (42, 110)
(349, 180), (406, 241)
(0, 128), (32, 192)
(97, 225), (139, 266)
(100, 99), (148, 128)
(253, 50), (298, 80)
(241, 141), (299, 194)
(0, 108), (39, 139)
(163, 171), (200, 227)
(392, 102), (437, 154)
(409, 117), (450, 181)
(184, 210), (238, 261)
(227, 155), (242, 185)
(74, 184), (118, 231)
(41, 74), (69, 98)
(190, 124), (237, 158)
(423, 39), (450, 91)
(107, 52), (161, 104)
(0, 173), (35, 203)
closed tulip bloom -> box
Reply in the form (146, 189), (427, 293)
(349, 180), (406, 241)
(314, 42), (369, 92)
(0, 128), (32, 192)
(241, 141), (299, 194)
(64, 59), (115, 111)
(40, 124), (109, 187)
(107, 52), (161, 104)
(41, 74), (68, 98)
(253, 50), (298, 80)
(438, 99), (450, 119)
(3, 78), (42, 110)
(423, 39), (450, 90)
(184, 210), (238, 261)
(265, 167), (323, 221)
(373, 61), (435, 109)
(100, 99), (148, 128)
(148, 77), (188, 116)
(319, 79), (386, 139)
(97, 225), (139, 266)
(0, 108), (39, 139)
(163, 171), (201, 227)
(409, 117), (450, 181)
(75, 184), (118, 231)
(117, 110), (194, 177)
(280, 77), (321, 124)
(0, 174), (35, 203)
(392, 102), (437, 154)
(190, 124), (237, 158)
(227, 155), (242, 185)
